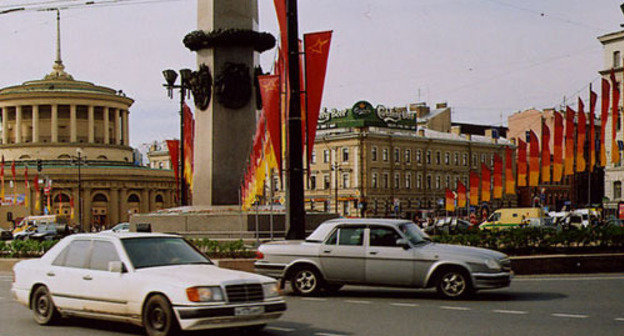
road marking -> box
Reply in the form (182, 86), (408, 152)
(301, 298), (327, 302)
(345, 300), (371, 304)
(492, 309), (528, 315)
(316, 333), (347, 336)
(551, 313), (589, 319)
(390, 303), (420, 307)
(440, 306), (471, 311)
(515, 276), (624, 282)
(266, 326), (296, 332)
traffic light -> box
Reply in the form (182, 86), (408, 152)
(37, 160), (42, 172)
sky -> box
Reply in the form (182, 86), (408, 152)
(0, 0), (623, 147)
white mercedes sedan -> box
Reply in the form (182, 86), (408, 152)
(11, 232), (286, 336)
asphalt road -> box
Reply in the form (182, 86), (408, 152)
(1, 272), (624, 336)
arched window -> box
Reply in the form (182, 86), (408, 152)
(92, 193), (108, 202)
(127, 194), (140, 203)
(155, 194), (164, 203)
(53, 193), (71, 203)
(57, 154), (71, 159)
(18, 155), (31, 160)
(97, 155), (108, 160)
(614, 181), (622, 199)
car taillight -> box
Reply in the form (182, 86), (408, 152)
(255, 251), (264, 259)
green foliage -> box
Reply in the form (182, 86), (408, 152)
(0, 238), (255, 259)
(432, 226), (624, 255)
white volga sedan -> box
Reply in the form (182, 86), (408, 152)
(11, 232), (286, 335)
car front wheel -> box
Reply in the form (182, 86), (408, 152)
(290, 267), (323, 296)
(436, 269), (473, 299)
(143, 295), (179, 336)
(31, 286), (59, 325)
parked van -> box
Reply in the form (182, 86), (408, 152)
(479, 207), (549, 230)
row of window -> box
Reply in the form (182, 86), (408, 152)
(306, 172), (475, 191)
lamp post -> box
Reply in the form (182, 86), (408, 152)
(331, 161), (342, 215)
(71, 149), (86, 230)
(162, 68), (192, 206)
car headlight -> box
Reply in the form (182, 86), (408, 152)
(262, 282), (280, 298)
(186, 286), (224, 302)
(484, 258), (501, 271)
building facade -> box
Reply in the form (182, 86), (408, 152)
(0, 60), (176, 230)
(599, 29), (624, 214)
(273, 101), (517, 218)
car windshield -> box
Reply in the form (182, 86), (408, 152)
(121, 237), (212, 269)
(397, 222), (430, 245)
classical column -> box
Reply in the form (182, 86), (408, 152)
(32, 105), (39, 143)
(15, 105), (22, 143)
(123, 111), (129, 146)
(103, 107), (109, 144)
(140, 189), (149, 213)
(70, 104), (77, 143)
(119, 188), (127, 222)
(110, 188), (119, 228)
(1, 107), (7, 144)
(51, 104), (58, 143)
(115, 109), (122, 145)
(148, 189), (155, 212)
(88, 105), (94, 143)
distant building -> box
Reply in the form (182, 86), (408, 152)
(507, 108), (604, 209)
(146, 140), (174, 170)
(0, 54), (175, 230)
(272, 101), (517, 218)
(598, 29), (624, 214)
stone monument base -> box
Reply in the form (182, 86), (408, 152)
(129, 205), (337, 240)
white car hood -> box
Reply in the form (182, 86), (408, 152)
(135, 264), (274, 287)
(419, 242), (507, 260)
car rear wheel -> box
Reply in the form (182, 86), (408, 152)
(143, 294), (179, 336)
(436, 269), (473, 299)
(31, 286), (60, 325)
(290, 267), (323, 296)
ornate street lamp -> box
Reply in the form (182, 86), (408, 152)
(162, 68), (192, 206)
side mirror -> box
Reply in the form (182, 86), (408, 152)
(396, 238), (410, 250)
(108, 261), (125, 273)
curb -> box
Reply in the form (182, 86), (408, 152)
(2, 254), (624, 275)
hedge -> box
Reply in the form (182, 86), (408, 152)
(0, 238), (255, 259)
(432, 226), (624, 255)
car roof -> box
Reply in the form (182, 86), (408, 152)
(324, 218), (413, 226)
(70, 232), (180, 240)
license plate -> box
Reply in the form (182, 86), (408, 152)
(234, 306), (264, 316)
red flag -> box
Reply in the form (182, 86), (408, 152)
(258, 75), (282, 171)
(541, 121), (551, 183)
(304, 31), (333, 165)
(166, 139), (180, 203)
(493, 154), (503, 199)
(273, 0), (288, 73)
(445, 188), (455, 212)
(469, 171), (479, 206)
(553, 111), (564, 181)
(505, 147), (515, 194)
(564, 106), (575, 175)
(517, 139), (527, 187)
(529, 130), (540, 186)
(183, 103), (195, 191)
(34, 174), (40, 212)
(600, 78), (610, 167)
(576, 98), (586, 172)
(589, 87), (597, 172)
(11, 161), (16, 205)
(457, 180), (467, 208)
(611, 69), (620, 164)
(481, 163), (491, 202)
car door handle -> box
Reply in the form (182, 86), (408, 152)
(46, 272), (55, 277)
(82, 275), (93, 281)
(369, 251), (378, 255)
(322, 250), (332, 254)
